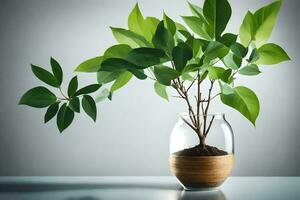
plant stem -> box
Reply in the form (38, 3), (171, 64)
(202, 80), (214, 137)
(59, 87), (69, 100)
(146, 68), (156, 80)
(170, 62), (219, 146)
(196, 70), (202, 137)
(204, 115), (215, 137)
(171, 61), (198, 129)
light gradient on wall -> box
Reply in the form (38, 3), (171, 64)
(0, 0), (299, 176)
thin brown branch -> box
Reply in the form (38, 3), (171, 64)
(172, 79), (197, 129)
(204, 115), (215, 137)
(209, 93), (221, 101)
(172, 81), (196, 125)
(59, 87), (69, 100)
(171, 61), (182, 87)
(200, 93), (221, 102)
(172, 80), (185, 98)
(172, 95), (184, 99)
(181, 117), (198, 133)
(202, 80), (214, 135)
(201, 102), (205, 115)
(196, 70), (201, 134)
(186, 78), (196, 92)
(184, 94), (197, 126)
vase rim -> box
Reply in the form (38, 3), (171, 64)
(179, 112), (225, 118)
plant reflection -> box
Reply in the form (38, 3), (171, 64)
(178, 189), (226, 200)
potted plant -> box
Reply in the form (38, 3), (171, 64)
(19, 0), (289, 190)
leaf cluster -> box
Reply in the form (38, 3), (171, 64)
(74, 0), (289, 126)
(20, 0), (290, 132)
(19, 58), (101, 132)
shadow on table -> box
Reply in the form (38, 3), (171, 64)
(0, 181), (226, 200)
(62, 190), (226, 200)
(0, 182), (181, 192)
(65, 196), (102, 200)
(178, 189), (226, 200)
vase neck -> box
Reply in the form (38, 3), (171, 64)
(179, 113), (225, 121)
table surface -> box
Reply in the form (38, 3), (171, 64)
(0, 176), (299, 200)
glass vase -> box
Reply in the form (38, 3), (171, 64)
(169, 113), (234, 190)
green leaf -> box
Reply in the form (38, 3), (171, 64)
(175, 22), (188, 32)
(103, 44), (132, 60)
(154, 81), (168, 101)
(97, 71), (123, 84)
(153, 66), (180, 86)
(219, 81), (234, 95)
(187, 1), (205, 19)
(253, 0), (282, 47)
(67, 76), (78, 97)
(172, 42), (193, 72)
(200, 70), (208, 81)
(128, 3), (146, 38)
(19, 86), (57, 108)
(143, 17), (160, 41)
(126, 47), (167, 67)
(152, 21), (175, 57)
(95, 88), (110, 103)
(74, 84), (101, 96)
(44, 102), (59, 123)
(50, 57), (63, 85)
(110, 27), (151, 48)
(177, 30), (192, 40)
(127, 69), (147, 80)
(239, 11), (255, 47)
(239, 64), (261, 76)
(222, 53), (242, 69)
(182, 64), (199, 74)
(182, 72), (195, 81)
(57, 103), (74, 133)
(75, 56), (103, 72)
(230, 42), (248, 58)
(100, 58), (148, 79)
(221, 86), (260, 125)
(218, 33), (237, 47)
(110, 71), (132, 92)
(82, 95), (97, 122)
(204, 41), (229, 63)
(108, 91), (113, 100)
(181, 16), (211, 40)
(163, 12), (176, 35)
(31, 65), (59, 87)
(248, 48), (260, 63)
(203, 0), (232, 39)
(208, 67), (231, 82)
(128, 4), (157, 42)
(101, 58), (143, 71)
(239, 1), (282, 47)
(256, 43), (290, 65)
(69, 97), (80, 113)
(185, 36), (206, 57)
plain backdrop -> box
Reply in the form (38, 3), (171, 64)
(0, 0), (299, 176)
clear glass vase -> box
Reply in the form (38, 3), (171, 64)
(169, 113), (234, 190)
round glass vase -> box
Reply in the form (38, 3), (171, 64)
(169, 113), (234, 190)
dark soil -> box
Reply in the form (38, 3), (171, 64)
(173, 144), (228, 156)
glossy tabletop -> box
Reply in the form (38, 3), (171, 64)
(0, 176), (299, 200)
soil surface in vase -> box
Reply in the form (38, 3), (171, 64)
(173, 144), (228, 156)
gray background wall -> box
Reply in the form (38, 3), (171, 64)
(0, 0), (299, 176)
